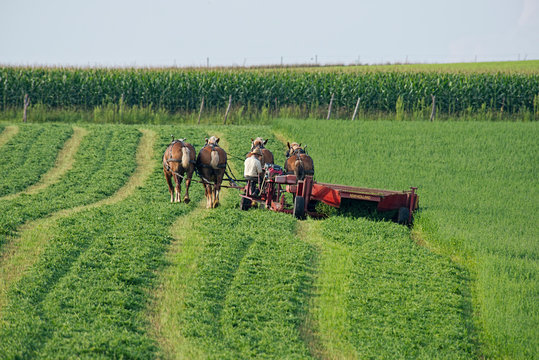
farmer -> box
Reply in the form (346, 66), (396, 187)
(244, 147), (263, 196)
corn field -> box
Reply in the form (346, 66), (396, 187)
(1, 67), (538, 116)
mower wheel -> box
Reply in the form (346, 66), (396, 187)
(293, 196), (305, 219)
(240, 197), (251, 211)
(398, 207), (410, 224)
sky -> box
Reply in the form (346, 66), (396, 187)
(1, 0), (538, 67)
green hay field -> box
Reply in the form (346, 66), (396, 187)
(0, 120), (536, 359)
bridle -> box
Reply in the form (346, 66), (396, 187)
(286, 146), (305, 158)
(250, 141), (265, 153)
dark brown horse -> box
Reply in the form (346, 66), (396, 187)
(250, 137), (274, 167)
(196, 136), (227, 208)
(163, 137), (196, 203)
(285, 142), (314, 180)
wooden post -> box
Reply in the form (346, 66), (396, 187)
(327, 93), (334, 120)
(23, 94), (30, 123)
(119, 93), (124, 123)
(351, 97), (361, 121)
(197, 96), (205, 124)
(430, 95), (436, 122)
(223, 95), (232, 124)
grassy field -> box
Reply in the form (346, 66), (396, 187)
(0, 124), (72, 197)
(305, 60), (539, 74)
(0, 125), (206, 358)
(273, 119), (538, 359)
(0, 119), (536, 359)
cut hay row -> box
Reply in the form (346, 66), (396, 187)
(151, 125), (477, 359)
(0, 125), (16, 147)
(0, 121), (536, 359)
(0, 127), (206, 358)
(8, 127), (88, 199)
(152, 127), (316, 358)
(0, 126), (140, 249)
(0, 124), (72, 197)
(0, 128), (146, 317)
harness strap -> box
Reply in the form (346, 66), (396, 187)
(197, 163), (227, 169)
(172, 170), (189, 180)
(165, 162), (190, 181)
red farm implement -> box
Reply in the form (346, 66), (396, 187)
(238, 164), (419, 224)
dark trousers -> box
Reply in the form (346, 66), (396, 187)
(245, 176), (260, 196)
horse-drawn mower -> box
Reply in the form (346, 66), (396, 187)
(238, 163), (419, 224)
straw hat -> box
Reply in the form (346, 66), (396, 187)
(251, 148), (263, 156)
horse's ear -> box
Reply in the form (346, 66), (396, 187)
(205, 138), (209, 144)
(287, 142), (291, 149)
(299, 143), (302, 147)
(263, 139), (268, 145)
(216, 137), (220, 143)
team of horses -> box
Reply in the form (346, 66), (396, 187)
(163, 135), (313, 208)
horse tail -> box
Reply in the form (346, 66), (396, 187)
(181, 146), (191, 169)
(210, 149), (220, 169)
(294, 158), (304, 180)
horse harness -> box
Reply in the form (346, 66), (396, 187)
(164, 140), (196, 179)
(164, 139), (235, 186)
(286, 147), (306, 158)
(197, 143), (227, 170)
(285, 147), (314, 175)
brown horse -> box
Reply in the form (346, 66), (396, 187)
(250, 137), (274, 167)
(163, 137), (196, 203)
(285, 142), (314, 180)
(196, 136), (227, 208)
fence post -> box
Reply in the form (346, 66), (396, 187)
(119, 93), (124, 123)
(23, 94), (30, 123)
(327, 93), (334, 120)
(351, 97), (361, 121)
(430, 95), (436, 121)
(223, 95), (232, 124)
(198, 96), (205, 125)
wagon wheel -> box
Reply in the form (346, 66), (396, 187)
(240, 196), (251, 211)
(397, 207), (410, 224)
(293, 196), (305, 219)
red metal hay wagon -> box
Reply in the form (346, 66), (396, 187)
(239, 164), (419, 224)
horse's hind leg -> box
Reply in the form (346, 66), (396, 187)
(174, 174), (182, 203)
(204, 183), (212, 208)
(164, 169), (175, 203)
(183, 168), (194, 204)
(211, 186), (218, 208)
(213, 173), (224, 208)
(210, 184), (217, 208)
